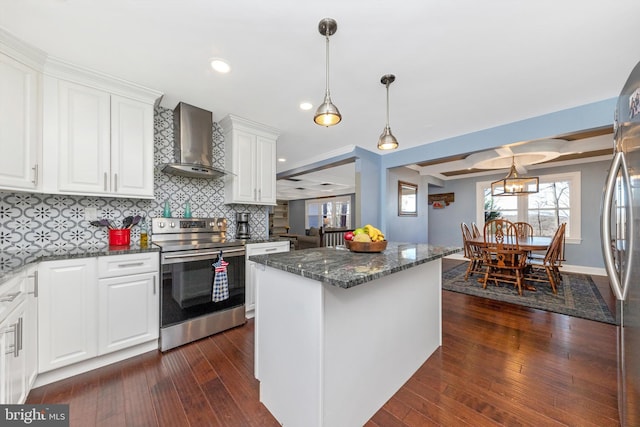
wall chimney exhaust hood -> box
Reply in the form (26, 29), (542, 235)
(161, 102), (232, 179)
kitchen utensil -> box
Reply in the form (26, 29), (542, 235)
(95, 219), (113, 229)
(128, 215), (142, 228)
(122, 216), (133, 229)
(89, 220), (101, 227)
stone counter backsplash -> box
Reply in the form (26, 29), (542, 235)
(0, 106), (268, 253)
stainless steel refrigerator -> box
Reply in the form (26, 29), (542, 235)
(601, 60), (640, 427)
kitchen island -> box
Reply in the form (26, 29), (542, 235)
(250, 242), (459, 427)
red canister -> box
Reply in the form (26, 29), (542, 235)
(109, 228), (131, 246)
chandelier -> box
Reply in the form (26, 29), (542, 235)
(491, 157), (539, 196)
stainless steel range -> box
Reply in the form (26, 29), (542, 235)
(152, 217), (246, 351)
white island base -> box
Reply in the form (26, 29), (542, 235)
(255, 258), (442, 427)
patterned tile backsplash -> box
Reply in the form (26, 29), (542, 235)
(0, 106), (268, 252)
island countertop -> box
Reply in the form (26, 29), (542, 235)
(249, 242), (460, 289)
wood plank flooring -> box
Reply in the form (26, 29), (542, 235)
(27, 260), (620, 426)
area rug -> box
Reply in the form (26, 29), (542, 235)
(443, 263), (618, 325)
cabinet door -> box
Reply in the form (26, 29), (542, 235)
(57, 80), (111, 194)
(98, 272), (158, 355)
(1, 301), (26, 404)
(0, 52), (40, 191)
(256, 136), (277, 204)
(245, 242), (289, 317)
(110, 95), (154, 197)
(234, 130), (258, 203)
(24, 267), (38, 389)
(38, 258), (98, 373)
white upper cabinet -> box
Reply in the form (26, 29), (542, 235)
(0, 30), (45, 192)
(221, 114), (279, 205)
(42, 59), (161, 198)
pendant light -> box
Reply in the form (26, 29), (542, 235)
(491, 156), (539, 196)
(378, 74), (399, 150)
(314, 18), (341, 127)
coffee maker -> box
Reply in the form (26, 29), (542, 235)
(235, 212), (251, 239)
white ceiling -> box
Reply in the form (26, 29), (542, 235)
(1, 0), (637, 197)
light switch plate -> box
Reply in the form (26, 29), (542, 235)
(85, 207), (98, 221)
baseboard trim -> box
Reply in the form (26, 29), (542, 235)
(444, 254), (607, 277)
(33, 340), (158, 388)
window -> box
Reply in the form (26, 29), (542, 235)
(476, 171), (581, 243)
(305, 196), (351, 229)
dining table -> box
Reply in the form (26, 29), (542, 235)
(468, 235), (552, 252)
(467, 234), (553, 291)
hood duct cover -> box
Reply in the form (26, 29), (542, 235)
(161, 102), (231, 179)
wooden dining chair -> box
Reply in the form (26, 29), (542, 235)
(484, 219), (513, 237)
(526, 223), (566, 293)
(471, 222), (481, 238)
(482, 221), (528, 295)
(461, 223), (484, 280)
(512, 222), (533, 239)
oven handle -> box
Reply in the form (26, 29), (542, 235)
(162, 248), (245, 263)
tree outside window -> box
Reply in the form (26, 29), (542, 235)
(477, 172), (580, 242)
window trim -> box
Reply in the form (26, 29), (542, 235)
(475, 171), (581, 244)
(304, 195), (352, 229)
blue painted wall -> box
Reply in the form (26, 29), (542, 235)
(385, 167), (428, 243)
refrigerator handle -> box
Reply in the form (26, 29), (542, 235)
(601, 151), (633, 300)
(620, 152), (634, 301)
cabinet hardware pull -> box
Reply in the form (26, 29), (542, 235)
(28, 271), (38, 298)
(0, 292), (21, 303)
(258, 189), (261, 201)
(17, 317), (23, 354)
(265, 247), (278, 252)
(163, 248), (245, 259)
(115, 173), (118, 192)
(117, 262), (144, 268)
(153, 276), (156, 295)
(32, 164), (38, 185)
(3, 322), (19, 357)
(104, 172), (108, 191)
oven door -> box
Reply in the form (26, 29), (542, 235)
(160, 247), (246, 329)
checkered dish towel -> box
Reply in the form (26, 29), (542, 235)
(212, 256), (230, 302)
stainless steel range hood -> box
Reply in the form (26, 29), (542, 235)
(161, 102), (231, 179)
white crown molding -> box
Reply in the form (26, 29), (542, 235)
(44, 56), (163, 105)
(0, 26), (47, 70)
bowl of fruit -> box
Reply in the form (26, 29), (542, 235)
(344, 225), (387, 253)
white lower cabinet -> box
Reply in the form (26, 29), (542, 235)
(98, 254), (159, 354)
(1, 300), (26, 405)
(0, 271), (28, 404)
(37, 258), (98, 373)
(245, 241), (289, 318)
(24, 266), (38, 390)
(37, 252), (159, 380)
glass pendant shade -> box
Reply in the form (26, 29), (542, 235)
(314, 18), (341, 127)
(491, 159), (539, 196)
(378, 74), (398, 150)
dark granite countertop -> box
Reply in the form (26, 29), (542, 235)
(0, 244), (160, 283)
(249, 242), (461, 289)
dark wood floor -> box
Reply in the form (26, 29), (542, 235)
(27, 260), (620, 426)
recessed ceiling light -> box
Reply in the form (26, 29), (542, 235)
(210, 58), (230, 73)
(299, 102), (313, 111)
(278, 158), (287, 162)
